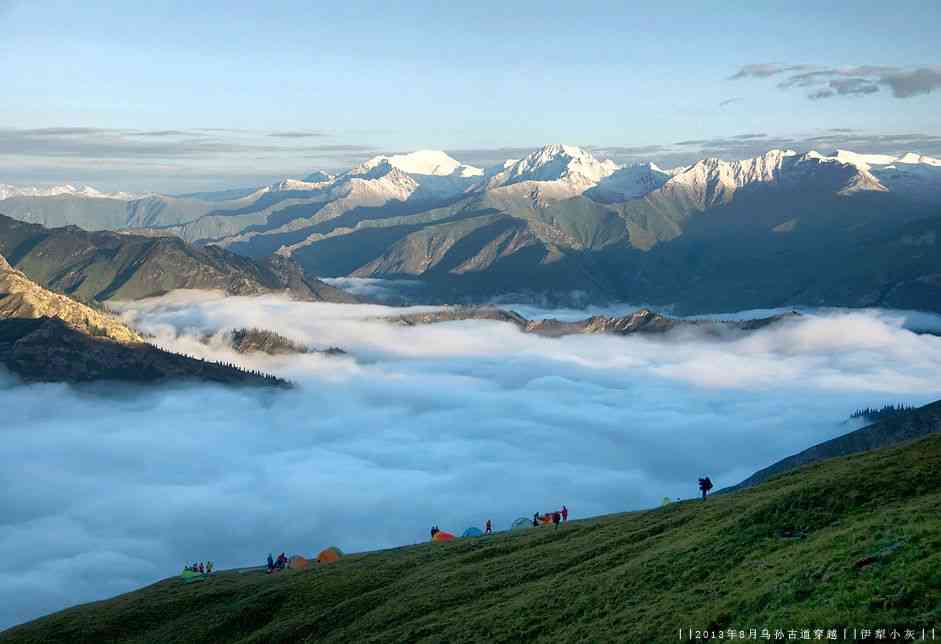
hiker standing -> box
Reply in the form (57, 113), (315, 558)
(561, 505), (568, 522)
(698, 476), (714, 501)
(485, 519), (492, 535)
(552, 512), (561, 528)
(533, 512), (540, 527)
(267, 553), (274, 572)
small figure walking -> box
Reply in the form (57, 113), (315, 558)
(533, 512), (540, 527)
(551, 511), (561, 528)
(267, 553), (274, 573)
(485, 519), (492, 535)
(561, 505), (568, 522)
(698, 476), (714, 501)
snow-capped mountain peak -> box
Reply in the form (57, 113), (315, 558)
(355, 150), (482, 178)
(588, 162), (672, 202)
(655, 148), (888, 206)
(302, 170), (335, 183)
(269, 178), (330, 192)
(486, 144), (620, 198)
(667, 149), (798, 192)
(829, 149), (941, 169)
(0, 184), (142, 201)
(823, 149), (941, 201)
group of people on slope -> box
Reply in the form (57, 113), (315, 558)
(533, 505), (568, 528)
(266, 552), (288, 573)
(184, 561), (213, 574)
(431, 505), (569, 539)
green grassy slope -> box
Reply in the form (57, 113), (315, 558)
(4, 436), (940, 644)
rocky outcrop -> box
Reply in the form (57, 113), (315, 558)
(226, 328), (310, 355)
(387, 306), (799, 338)
(212, 328), (346, 357)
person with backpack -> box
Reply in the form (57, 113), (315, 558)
(485, 519), (492, 535)
(698, 476), (714, 501)
(561, 505), (568, 522)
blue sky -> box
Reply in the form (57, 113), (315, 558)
(1, 0), (939, 191)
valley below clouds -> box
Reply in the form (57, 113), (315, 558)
(2, 293), (941, 628)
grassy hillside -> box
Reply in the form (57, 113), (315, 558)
(4, 436), (940, 643)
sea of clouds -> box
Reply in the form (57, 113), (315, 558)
(2, 292), (941, 629)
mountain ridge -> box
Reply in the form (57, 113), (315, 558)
(4, 145), (941, 312)
(0, 214), (357, 303)
(0, 252), (286, 385)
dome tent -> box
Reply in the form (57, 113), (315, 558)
(316, 547), (344, 564)
(289, 555), (310, 570)
(432, 531), (455, 542)
(462, 527), (483, 538)
(511, 517), (531, 531)
(180, 569), (206, 583)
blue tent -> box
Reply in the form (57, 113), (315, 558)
(511, 517), (531, 531)
(462, 527), (484, 538)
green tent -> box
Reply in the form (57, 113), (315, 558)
(180, 569), (206, 584)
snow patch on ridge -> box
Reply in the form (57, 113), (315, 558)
(0, 184), (144, 201)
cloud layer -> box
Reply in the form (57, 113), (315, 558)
(731, 63), (941, 100)
(2, 293), (941, 629)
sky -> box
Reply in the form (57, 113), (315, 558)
(2, 293), (941, 629)
(1, 0), (940, 191)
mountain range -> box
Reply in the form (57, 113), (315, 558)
(3, 145), (940, 312)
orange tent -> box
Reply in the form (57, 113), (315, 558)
(432, 531), (455, 542)
(316, 546), (343, 564)
(289, 555), (310, 570)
